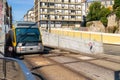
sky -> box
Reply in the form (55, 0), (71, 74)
(7, 0), (34, 21)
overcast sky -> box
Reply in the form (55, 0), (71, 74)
(7, 0), (34, 21)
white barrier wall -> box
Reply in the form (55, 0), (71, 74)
(42, 32), (103, 54)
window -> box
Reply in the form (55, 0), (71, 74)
(71, 16), (75, 18)
(69, 0), (71, 2)
(40, 2), (42, 7)
(42, 9), (44, 11)
(62, 17), (64, 20)
(45, 3), (47, 6)
(50, 3), (54, 6)
(71, 10), (75, 13)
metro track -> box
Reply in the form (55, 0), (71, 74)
(23, 46), (120, 80)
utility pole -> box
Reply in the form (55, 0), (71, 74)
(48, 2), (51, 33)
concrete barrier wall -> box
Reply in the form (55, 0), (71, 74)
(42, 32), (103, 54)
(51, 28), (120, 45)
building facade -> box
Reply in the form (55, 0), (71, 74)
(24, 8), (35, 22)
(0, 0), (12, 53)
(34, 0), (114, 30)
(34, 0), (82, 29)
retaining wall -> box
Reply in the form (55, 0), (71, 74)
(42, 32), (103, 54)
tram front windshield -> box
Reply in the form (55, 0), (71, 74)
(16, 28), (41, 43)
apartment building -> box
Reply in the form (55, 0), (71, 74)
(24, 7), (35, 22)
(34, 0), (82, 29)
(0, 0), (12, 53)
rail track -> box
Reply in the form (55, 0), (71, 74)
(23, 46), (120, 80)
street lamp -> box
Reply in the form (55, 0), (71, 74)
(48, 2), (51, 33)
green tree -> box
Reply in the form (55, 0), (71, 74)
(115, 6), (120, 28)
(87, 1), (111, 27)
(87, 2), (101, 21)
(113, 0), (120, 31)
(99, 8), (111, 27)
(113, 0), (120, 10)
(100, 17), (108, 27)
(99, 8), (111, 18)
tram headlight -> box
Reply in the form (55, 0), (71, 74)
(18, 43), (22, 46)
(38, 43), (41, 46)
(38, 43), (41, 49)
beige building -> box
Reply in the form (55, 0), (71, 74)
(34, 0), (114, 30)
(24, 8), (35, 22)
(34, 0), (82, 29)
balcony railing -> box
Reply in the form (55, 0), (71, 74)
(42, 18), (48, 20)
(76, 18), (81, 21)
(41, 6), (48, 8)
(41, 11), (48, 14)
(49, 6), (54, 8)
(48, 0), (54, 2)
(50, 18), (55, 20)
(55, 0), (62, 3)
(57, 18), (62, 20)
(41, 0), (48, 2)
(49, 12), (55, 14)
(64, 1), (69, 4)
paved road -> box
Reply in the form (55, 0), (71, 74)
(103, 44), (120, 56)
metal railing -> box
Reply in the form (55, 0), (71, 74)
(0, 57), (36, 80)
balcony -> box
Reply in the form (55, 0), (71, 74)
(55, 0), (62, 3)
(41, 0), (48, 2)
(49, 6), (54, 8)
(48, 0), (54, 2)
(76, 18), (81, 21)
(76, 7), (81, 10)
(41, 11), (48, 14)
(70, 13), (75, 15)
(64, 7), (68, 9)
(64, 18), (68, 21)
(49, 12), (55, 14)
(64, 1), (69, 4)
(69, 18), (75, 21)
(56, 12), (62, 15)
(69, 7), (75, 10)
(50, 18), (55, 20)
(76, 14), (81, 16)
(69, 2), (76, 4)
(57, 18), (62, 20)
(41, 6), (48, 8)
(41, 18), (48, 20)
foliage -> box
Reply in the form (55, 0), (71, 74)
(99, 8), (111, 18)
(99, 8), (111, 27)
(87, 1), (111, 27)
(115, 6), (120, 20)
(113, 0), (120, 29)
(100, 17), (108, 27)
(87, 2), (101, 21)
(113, 0), (120, 10)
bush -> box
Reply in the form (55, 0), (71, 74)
(100, 17), (108, 27)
